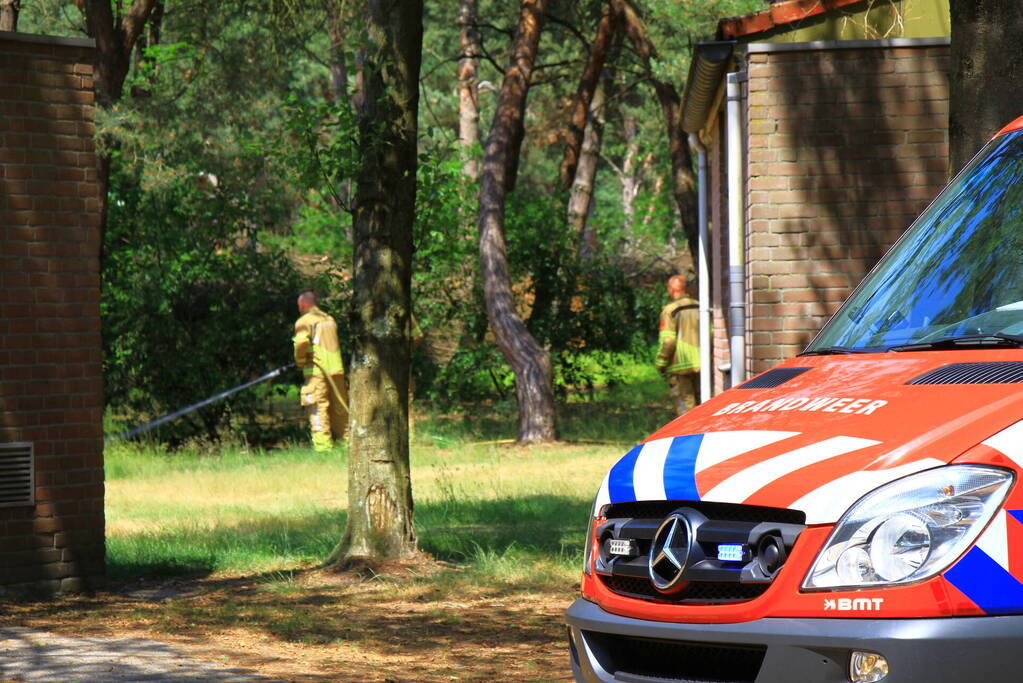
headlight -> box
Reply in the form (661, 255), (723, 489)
(583, 503), (605, 577)
(803, 465), (1013, 590)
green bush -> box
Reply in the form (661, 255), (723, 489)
(102, 163), (320, 442)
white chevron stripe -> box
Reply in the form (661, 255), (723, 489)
(976, 509), (1010, 572)
(790, 458), (944, 524)
(983, 420), (1023, 469)
(695, 430), (800, 472)
(593, 473), (611, 515)
(632, 438), (672, 501)
(702, 436), (881, 506)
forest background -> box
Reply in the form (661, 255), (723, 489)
(14, 0), (760, 444)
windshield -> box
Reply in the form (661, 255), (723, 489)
(807, 129), (1023, 353)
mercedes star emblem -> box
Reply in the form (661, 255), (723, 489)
(648, 512), (692, 592)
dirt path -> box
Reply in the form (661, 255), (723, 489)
(0, 565), (577, 683)
(0, 627), (283, 682)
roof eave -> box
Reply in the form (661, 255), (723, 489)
(680, 41), (735, 136)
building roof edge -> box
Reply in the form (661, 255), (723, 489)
(719, 0), (865, 40)
(0, 30), (95, 49)
(681, 41), (735, 135)
(745, 36), (950, 53)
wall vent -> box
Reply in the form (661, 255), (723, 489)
(0, 442), (34, 508)
(907, 362), (1023, 385)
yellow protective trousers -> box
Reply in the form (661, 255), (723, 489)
(301, 373), (348, 451)
(667, 373), (697, 417)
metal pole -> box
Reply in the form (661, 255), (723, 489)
(688, 133), (712, 404)
(726, 71), (747, 388)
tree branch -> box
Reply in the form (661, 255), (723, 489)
(559, 2), (617, 188)
(122, 0), (158, 49)
(547, 13), (589, 48)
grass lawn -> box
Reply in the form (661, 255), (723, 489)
(3, 372), (677, 682)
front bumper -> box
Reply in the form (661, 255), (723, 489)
(566, 597), (1023, 683)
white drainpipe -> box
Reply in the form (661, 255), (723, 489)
(726, 71), (747, 388)
(688, 133), (711, 404)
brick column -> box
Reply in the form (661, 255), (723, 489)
(0, 33), (103, 593)
(744, 43), (949, 374)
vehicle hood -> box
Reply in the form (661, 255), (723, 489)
(596, 351), (1023, 524)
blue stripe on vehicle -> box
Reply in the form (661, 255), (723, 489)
(607, 443), (643, 503)
(662, 434), (703, 502)
(1006, 509), (1023, 527)
(944, 546), (1023, 614)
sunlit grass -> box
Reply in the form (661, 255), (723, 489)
(103, 381), (673, 584)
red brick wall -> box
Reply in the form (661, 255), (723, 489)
(742, 43), (949, 375)
(0, 34), (103, 592)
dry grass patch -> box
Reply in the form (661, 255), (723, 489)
(3, 560), (579, 682)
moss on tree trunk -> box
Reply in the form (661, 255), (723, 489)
(328, 0), (423, 563)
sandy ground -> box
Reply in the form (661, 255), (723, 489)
(0, 562), (577, 683)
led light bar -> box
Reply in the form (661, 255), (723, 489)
(608, 539), (638, 556)
(717, 544), (744, 562)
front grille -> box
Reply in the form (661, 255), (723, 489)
(908, 361), (1023, 385)
(584, 631), (765, 683)
(596, 501), (805, 605)
(601, 575), (770, 604)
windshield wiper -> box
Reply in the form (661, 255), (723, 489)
(800, 346), (864, 356)
(888, 333), (1023, 352)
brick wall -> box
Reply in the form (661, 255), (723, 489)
(0, 33), (103, 592)
(742, 43), (949, 375)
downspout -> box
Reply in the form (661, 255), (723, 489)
(679, 40), (734, 399)
(688, 133), (711, 404)
(726, 71), (747, 388)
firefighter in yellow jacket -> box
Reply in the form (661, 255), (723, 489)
(293, 291), (348, 451)
(656, 274), (700, 416)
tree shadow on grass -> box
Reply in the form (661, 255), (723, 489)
(103, 493), (591, 582)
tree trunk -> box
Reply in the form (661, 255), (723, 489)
(949, 0), (1023, 174)
(560, 2), (616, 188)
(478, 0), (556, 445)
(567, 78), (605, 254)
(620, 110), (640, 232)
(328, 0), (422, 563)
(0, 0), (20, 31)
(81, 0), (159, 264)
(458, 0), (480, 181)
(328, 4), (352, 107)
(612, 0), (698, 258)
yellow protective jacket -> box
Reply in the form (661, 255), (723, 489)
(293, 306), (344, 377)
(655, 296), (700, 375)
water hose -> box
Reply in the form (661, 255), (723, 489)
(111, 363), (296, 442)
(313, 361), (349, 413)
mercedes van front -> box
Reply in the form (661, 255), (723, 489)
(567, 116), (1023, 683)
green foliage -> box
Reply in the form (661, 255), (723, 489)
(28, 0), (757, 440)
(102, 159), (316, 441)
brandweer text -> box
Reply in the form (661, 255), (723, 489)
(712, 397), (888, 416)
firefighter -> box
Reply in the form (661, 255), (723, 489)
(656, 274), (700, 416)
(293, 291), (348, 451)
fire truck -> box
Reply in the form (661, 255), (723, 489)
(567, 117), (1023, 683)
